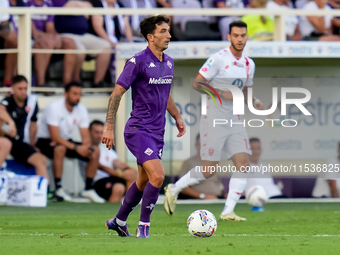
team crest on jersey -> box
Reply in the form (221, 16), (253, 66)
(73, 119), (77, 125)
(25, 106), (31, 113)
(225, 65), (229, 69)
(149, 62), (156, 68)
(208, 148), (214, 156)
(129, 57), (136, 64)
(167, 60), (172, 69)
(144, 148), (154, 156)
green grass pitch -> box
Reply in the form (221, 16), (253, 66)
(1, 202), (340, 255)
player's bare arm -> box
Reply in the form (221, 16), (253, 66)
(30, 122), (38, 146)
(0, 105), (17, 137)
(167, 94), (186, 137)
(193, 73), (234, 101)
(102, 84), (127, 149)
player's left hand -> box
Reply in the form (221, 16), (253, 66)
(176, 118), (186, 137)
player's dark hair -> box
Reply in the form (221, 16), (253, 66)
(11, 75), (28, 86)
(89, 120), (104, 130)
(64, 81), (82, 93)
(250, 138), (260, 144)
(140, 15), (170, 41)
(229, 20), (247, 35)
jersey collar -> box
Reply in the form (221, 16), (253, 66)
(228, 46), (244, 61)
(145, 46), (166, 63)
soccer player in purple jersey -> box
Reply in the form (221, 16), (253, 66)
(101, 15), (186, 238)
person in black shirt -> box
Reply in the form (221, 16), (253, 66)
(0, 75), (48, 179)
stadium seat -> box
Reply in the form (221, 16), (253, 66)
(185, 21), (222, 41)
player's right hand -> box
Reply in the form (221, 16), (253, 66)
(102, 128), (114, 150)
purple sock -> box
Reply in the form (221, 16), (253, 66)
(140, 182), (161, 223)
(116, 182), (143, 221)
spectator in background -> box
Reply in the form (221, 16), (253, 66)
(119, 0), (157, 41)
(89, 0), (133, 83)
(52, 0), (111, 87)
(214, 0), (245, 41)
(172, 0), (209, 33)
(0, 75), (49, 179)
(27, 0), (76, 87)
(242, 0), (274, 41)
(266, 0), (301, 40)
(244, 138), (283, 198)
(36, 82), (104, 203)
(329, 0), (340, 35)
(178, 134), (225, 200)
(295, 0), (307, 9)
(0, 0), (18, 87)
(88, 120), (137, 202)
(300, 0), (340, 41)
(312, 142), (340, 198)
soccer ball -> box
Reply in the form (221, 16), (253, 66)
(246, 185), (268, 207)
(187, 210), (217, 238)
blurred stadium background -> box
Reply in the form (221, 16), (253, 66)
(1, 4), (340, 197)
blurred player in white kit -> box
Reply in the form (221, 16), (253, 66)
(164, 20), (264, 221)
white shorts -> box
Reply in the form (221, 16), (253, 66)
(61, 33), (110, 57)
(200, 114), (251, 161)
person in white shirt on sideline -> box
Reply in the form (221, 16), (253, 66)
(36, 82), (104, 203)
(244, 138), (284, 199)
(312, 142), (340, 198)
(88, 120), (137, 202)
(300, 0), (340, 41)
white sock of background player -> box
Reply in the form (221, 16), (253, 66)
(221, 171), (247, 215)
(170, 167), (206, 196)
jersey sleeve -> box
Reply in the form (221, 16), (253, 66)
(245, 58), (255, 87)
(30, 102), (39, 122)
(116, 56), (141, 90)
(0, 97), (10, 112)
(198, 53), (221, 81)
(78, 105), (90, 129)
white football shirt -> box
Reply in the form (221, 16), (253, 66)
(93, 145), (119, 183)
(37, 98), (89, 140)
(199, 47), (255, 116)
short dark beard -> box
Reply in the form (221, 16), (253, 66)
(67, 98), (78, 107)
(231, 41), (244, 52)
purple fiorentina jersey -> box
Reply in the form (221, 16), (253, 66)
(117, 47), (174, 136)
(26, 0), (54, 32)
